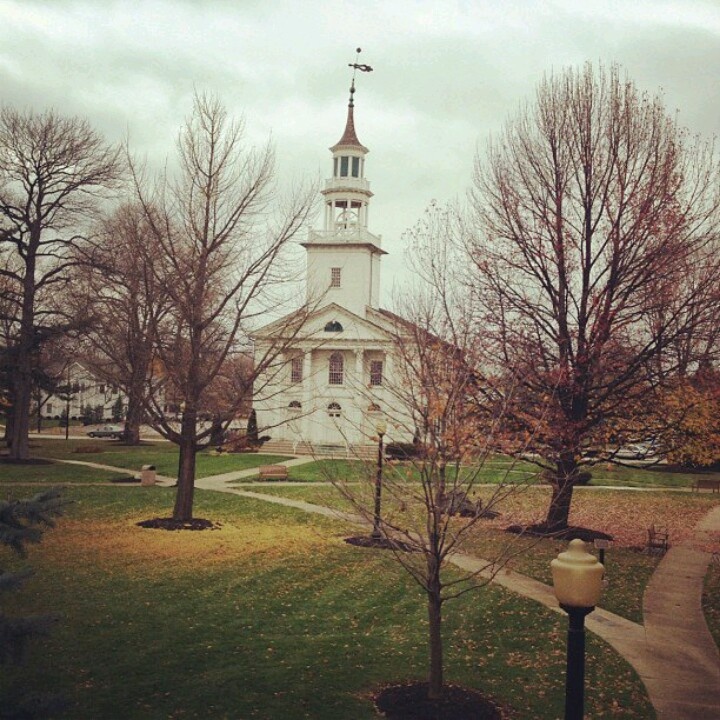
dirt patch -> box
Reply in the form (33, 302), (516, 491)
(374, 682), (506, 720)
(72, 444), (105, 454)
(345, 535), (416, 552)
(137, 517), (220, 531)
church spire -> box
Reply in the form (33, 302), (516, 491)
(331, 48), (372, 152)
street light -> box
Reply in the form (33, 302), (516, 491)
(551, 539), (605, 720)
(371, 419), (387, 540)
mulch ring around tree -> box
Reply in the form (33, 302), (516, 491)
(136, 517), (221, 531)
(345, 535), (416, 552)
(374, 682), (507, 720)
(506, 523), (613, 543)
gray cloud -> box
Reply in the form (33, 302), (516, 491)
(1, 0), (718, 300)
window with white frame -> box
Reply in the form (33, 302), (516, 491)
(290, 356), (303, 383)
(328, 352), (344, 385)
(330, 267), (341, 288)
(369, 360), (383, 386)
(288, 400), (301, 410)
(328, 402), (342, 417)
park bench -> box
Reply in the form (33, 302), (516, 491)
(258, 465), (288, 481)
(692, 478), (720, 493)
(646, 524), (669, 555)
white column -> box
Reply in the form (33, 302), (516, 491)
(300, 350), (313, 444)
(354, 349), (364, 388)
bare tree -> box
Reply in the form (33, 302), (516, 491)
(74, 202), (168, 444)
(465, 63), (720, 532)
(132, 92), (314, 522)
(0, 107), (122, 459)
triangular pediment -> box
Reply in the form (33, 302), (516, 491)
(252, 302), (409, 345)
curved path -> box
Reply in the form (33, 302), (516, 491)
(56, 457), (720, 719)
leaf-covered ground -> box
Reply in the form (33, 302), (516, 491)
(1, 486), (655, 719)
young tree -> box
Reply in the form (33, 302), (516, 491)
(333, 225), (537, 703)
(0, 107), (122, 460)
(465, 63), (720, 532)
(132, 93), (313, 522)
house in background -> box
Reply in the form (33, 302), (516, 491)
(37, 361), (125, 422)
(252, 80), (415, 456)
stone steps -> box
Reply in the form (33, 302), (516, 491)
(261, 440), (377, 461)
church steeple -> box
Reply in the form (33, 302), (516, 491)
(302, 49), (386, 317)
(321, 49), (374, 236)
(330, 75), (368, 153)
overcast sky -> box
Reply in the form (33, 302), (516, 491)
(2, 0), (719, 302)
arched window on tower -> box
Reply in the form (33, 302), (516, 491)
(328, 353), (344, 385)
(327, 402), (342, 418)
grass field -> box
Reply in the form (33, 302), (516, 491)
(19, 438), (294, 480)
(1, 486), (655, 719)
(2, 444), (718, 718)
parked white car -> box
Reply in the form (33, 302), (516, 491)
(86, 424), (123, 439)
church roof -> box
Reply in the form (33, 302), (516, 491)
(330, 98), (368, 153)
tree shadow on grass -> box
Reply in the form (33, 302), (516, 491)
(0, 457), (54, 465)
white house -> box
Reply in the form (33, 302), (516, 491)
(252, 81), (415, 455)
(38, 361), (125, 421)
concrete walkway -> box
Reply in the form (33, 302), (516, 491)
(54, 456), (720, 718)
(640, 505), (720, 719)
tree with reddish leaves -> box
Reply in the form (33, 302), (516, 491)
(332, 224), (536, 704)
(464, 63), (720, 532)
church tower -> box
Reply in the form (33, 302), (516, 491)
(303, 60), (386, 318)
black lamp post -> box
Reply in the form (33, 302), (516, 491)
(551, 539), (605, 720)
(371, 419), (387, 540)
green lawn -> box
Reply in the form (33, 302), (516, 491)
(0, 458), (129, 484)
(1, 486), (654, 719)
(277, 456), (720, 490)
(23, 439), (293, 479)
(247, 483), (719, 625)
(585, 462), (719, 489)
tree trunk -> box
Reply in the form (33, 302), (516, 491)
(9, 365), (31, 460)
(9, 248), (37, 461)
(173, 410), (197, 521)
(426, 555), (444, 700)
(124, 391), (144, 445)
(544, 456), (578, 532)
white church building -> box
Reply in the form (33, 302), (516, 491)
(252, 78), (415, 456)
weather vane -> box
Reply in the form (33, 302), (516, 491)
(347, 47), (373, 106)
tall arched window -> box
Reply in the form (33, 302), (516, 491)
(328, 353), (344, 385)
